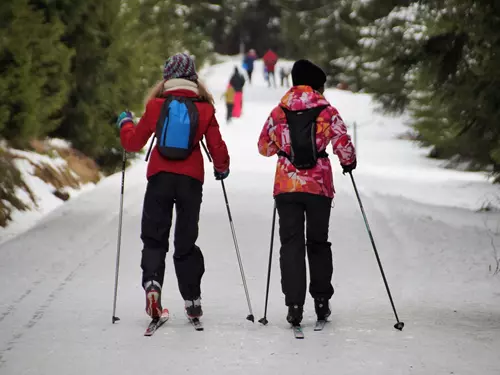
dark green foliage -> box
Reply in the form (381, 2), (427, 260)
(0, 0), (214, 174)
(412, 1), (500, 174)
(361, 0), (500, 177)
(50, 0), (129, 166)
(0, 0), (71, 147)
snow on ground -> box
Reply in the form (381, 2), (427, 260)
(0, 143), (97, 244)
(0, 57), (499, 375)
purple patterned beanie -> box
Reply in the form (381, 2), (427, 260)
(163, 53), (198, 82)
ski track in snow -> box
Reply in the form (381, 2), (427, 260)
(1, 58), (500, 374)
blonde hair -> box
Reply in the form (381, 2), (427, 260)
(197, 79), (214, 104)
(144, 80), (165, 106)
(144, 79), (214, 106)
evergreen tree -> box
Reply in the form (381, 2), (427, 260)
(46, 0), (125, 166)
(359, 2), (424, 112)
(360, 0), (500, 177)
(277, 0), (366, 88)
(411, 0), (500, 175)
(0, 0), (71, 146)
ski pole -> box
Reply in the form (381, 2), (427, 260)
(200, 140), (254, 322)
(348, 172), (404, 331)
(220, 180), (255, 322)
(112, 149), (127, 324)
(258, 202), (277, 325)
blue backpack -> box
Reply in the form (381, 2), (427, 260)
(154, 95), (200, 160)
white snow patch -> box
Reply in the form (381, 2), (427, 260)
(0, 145), (98, 244)
(46, 138), (72, 149)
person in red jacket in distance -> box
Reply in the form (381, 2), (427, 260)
(117, 53), (230, 321)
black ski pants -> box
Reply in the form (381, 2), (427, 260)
(247, 68), (253, 83)
(226, 103), (234, 122)
(140, 172), (205, 301)
(275, 193), (334, 307)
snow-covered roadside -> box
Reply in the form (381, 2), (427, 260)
(322, 88), (499, 211)
(0, 140), (101, 244)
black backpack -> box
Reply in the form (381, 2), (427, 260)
(278, 105), (328, 170)
(153, 95), (200, 160)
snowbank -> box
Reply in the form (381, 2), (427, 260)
(0, 140), (100, 244)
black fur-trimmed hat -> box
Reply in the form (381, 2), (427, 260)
(291, 59), (327, 90)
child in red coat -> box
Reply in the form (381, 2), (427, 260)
(117, 53), (230, 320)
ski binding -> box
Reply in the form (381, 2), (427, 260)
(292, 324), (304, 339)
(189, 317), (204, 331)
(314, 320), (327, 331)
(144, 308), (170, 336)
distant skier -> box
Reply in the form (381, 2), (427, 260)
(242, 49), (257, 84)
(280, 66), (291, 87)
(117, 53), (230, 322)
(229, 67), (246, 117)
(222, 83), (235, 123)
(257, 59), (357, 326)
(263, 49), (278, 88)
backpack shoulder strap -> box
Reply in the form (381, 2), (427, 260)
(278, 105), (329, 161)
(281, 104), (328, 125)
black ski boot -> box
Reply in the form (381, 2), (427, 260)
(185, 298), (203, 319)
(286, 305), (303, 326)
(314, 298), (331, 321)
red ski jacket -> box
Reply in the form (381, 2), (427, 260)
(263, 50), (278, 72)
(120, 89), (230, 183)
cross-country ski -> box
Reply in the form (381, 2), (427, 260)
(143, 309), (170, 337)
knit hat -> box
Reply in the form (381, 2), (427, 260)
(291, 59), (327, 90)
(163, 53), (198, 82)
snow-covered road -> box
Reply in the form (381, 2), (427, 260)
(1, 59), (499, 375)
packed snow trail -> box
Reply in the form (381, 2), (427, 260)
(1, 58), (500, 375)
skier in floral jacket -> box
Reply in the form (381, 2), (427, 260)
(258, 59), (356, 326)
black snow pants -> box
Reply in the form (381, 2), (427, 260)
(247, 68), (253, 83)
(226, 103), (234, 122)
(275, 192), (334, 307)
(140, 172), (204, 301)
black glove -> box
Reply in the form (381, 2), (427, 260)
(214, 168), (230, 180)
(342, 159), (357, 175)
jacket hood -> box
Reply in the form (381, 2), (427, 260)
(280, 85), (329, 111)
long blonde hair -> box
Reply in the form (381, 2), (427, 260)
(144, 79), (214, 106)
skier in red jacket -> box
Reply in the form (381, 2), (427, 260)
(263, 49), (278, 88)
(117, 53), (230, 321)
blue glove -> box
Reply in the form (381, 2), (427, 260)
(214, 168), (230, 180)
(117, 111), (133, 128)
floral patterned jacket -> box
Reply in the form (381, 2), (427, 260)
(258, 85), (356, 198)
